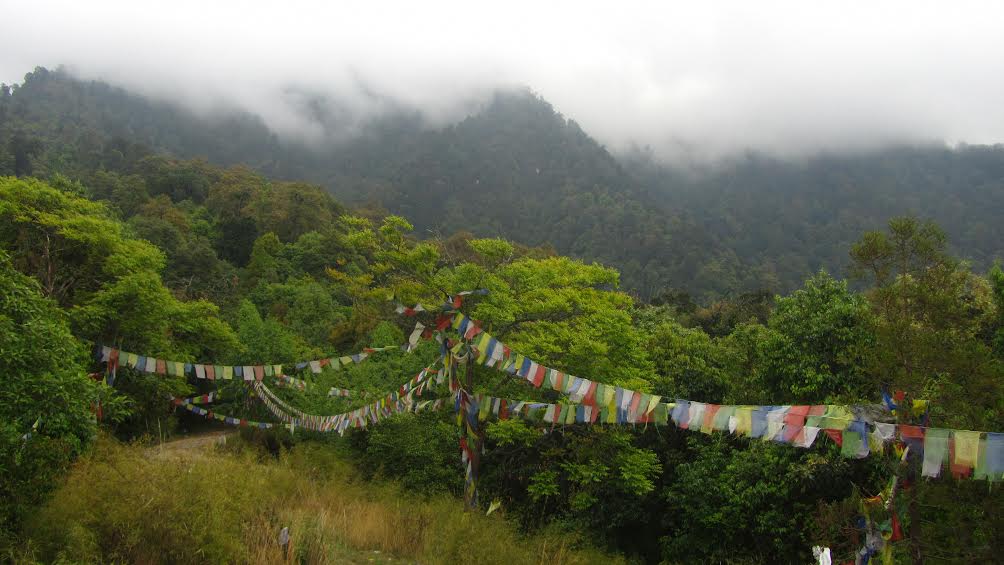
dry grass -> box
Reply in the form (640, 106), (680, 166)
(19, 435), (622, 565)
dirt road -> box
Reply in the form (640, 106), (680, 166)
(150, 430), (232, 459)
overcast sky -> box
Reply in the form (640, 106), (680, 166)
(3, 1), (1003, 161)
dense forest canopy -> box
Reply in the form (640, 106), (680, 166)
(1, 66), (1003, 564)
(3, 67), (1002, 300)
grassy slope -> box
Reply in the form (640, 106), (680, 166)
(15, 434), (623, 565)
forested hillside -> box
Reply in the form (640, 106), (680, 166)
(6, 67), (1002, 300)
(629, 147), (1004, 293)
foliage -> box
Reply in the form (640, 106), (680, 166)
(660, 436), (881, 564)
(0, 251), (123, 540)
(851, 217), (1003, 429)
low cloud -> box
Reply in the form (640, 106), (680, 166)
(3, 1), (1003, 161)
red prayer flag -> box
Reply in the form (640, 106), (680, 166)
(531, 365), (546, 387)
(703, 404), (720, 429)
(899, 425), (924, 442)
(825, 429), (843, 446)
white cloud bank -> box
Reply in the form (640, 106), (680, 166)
(2, 0), (1003, 160)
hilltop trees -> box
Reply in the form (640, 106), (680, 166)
(0, 251), (115, 540)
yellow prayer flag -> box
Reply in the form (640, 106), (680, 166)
(954, 431), (981, 468)
(736, 407), (753, 436)
(601, 386), (615, 406)
(646, 395), (662, 415)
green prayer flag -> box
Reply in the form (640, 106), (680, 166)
(974, 436), (992, 480)
(653, 403), (669, 426)
(814, 405), (852, 430)
(841, 429), (865, 458)
(564, 405), (576, 425)
(713, 406), (736, 431)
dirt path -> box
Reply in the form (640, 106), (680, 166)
(150, 430), (233, 459)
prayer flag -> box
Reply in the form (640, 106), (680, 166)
(841, 422), (869, 458)
(734, 407), (753, 436)
(953, 431), (980, 469)
(797, 426), (821, 448)
(922, 428), (951, 478)
(701, 404), (719, 434)
(872, 422), (896, 451)
(670, 401), (686, 429)
(712, 405), (735, 431)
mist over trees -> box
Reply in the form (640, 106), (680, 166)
(3, 67), (1002, 301)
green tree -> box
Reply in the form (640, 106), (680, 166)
(766, 271), (874, 402)
(850, 218), (1004, 564)
(0, 251), (124, 540)
(850, 217), (1001, 428)
(646, 319), (733, 402)
(0, 176), (238, 437)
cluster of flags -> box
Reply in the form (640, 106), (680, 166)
(96, 342), (412, 384)
(252, 363), (448, 435)
(394, 289), (489, 317)
(295, 346), (401, 374)
(273, 374), (310, 391)
(99, 346), (283, 383)
(448, 312), (1004, 481)
(173, 395), (273, 429)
